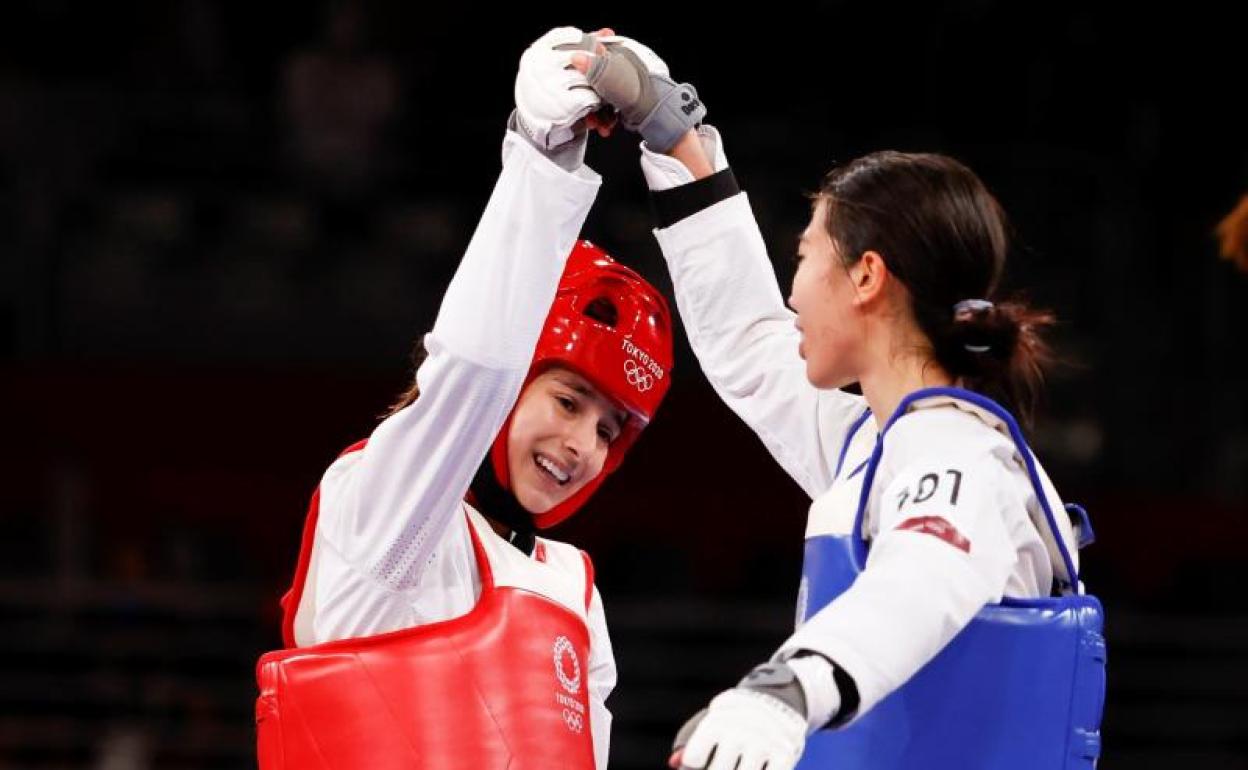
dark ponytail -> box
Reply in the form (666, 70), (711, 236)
(926, 299), (1055, 427)
(818, 151), (1055, 426)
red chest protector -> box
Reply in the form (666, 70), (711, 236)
(256, 442), (598, 770)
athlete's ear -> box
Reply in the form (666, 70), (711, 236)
(849, 250), (890, 308)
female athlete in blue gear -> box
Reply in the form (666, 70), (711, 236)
(570, 32), (1106, 770)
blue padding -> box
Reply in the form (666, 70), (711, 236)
(797, 537), (1107, 770)
(1065, 503), (1096, 548)
(797, 388), (1106, 768)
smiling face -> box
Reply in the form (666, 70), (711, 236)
(506, 366), (629, 515)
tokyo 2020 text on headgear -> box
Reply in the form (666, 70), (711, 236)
(485, 240), (675, 529)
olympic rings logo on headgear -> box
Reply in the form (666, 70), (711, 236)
(552, 636), (582, 695)
(623, 359), (654, 393)
(562, 709), (584, 733)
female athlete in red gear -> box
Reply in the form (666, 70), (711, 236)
(255, 28), (672, 770)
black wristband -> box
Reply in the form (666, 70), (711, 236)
(651, 167), (740, 228)
(826, 661), (861, 728)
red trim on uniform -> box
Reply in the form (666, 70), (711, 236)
(266, 508), (497, 664)
(279, 439), (365, 648)
(278, 486), (318, 648)
(896, 516), (972, 553)
(580, 550), (595, 612)
(534, 542), (548, 563)
(462, 512), (496, 591)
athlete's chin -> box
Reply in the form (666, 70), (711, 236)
(804, 358), (853, 390)
(513, 480), (567, 515)
(804, 363), (834, 389)
(513, 489), (550, 515)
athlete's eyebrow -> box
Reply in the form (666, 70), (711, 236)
(552, 374), (592, 397)
(554, 375), (627, 428)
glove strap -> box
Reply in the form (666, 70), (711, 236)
(737, 661), (807, 717)
(638, 81), (705, 153)
(508, 109), (587, 171)
(588, 45), (706, 153)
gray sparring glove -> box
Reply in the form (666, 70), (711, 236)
(671, 662), (808, 770)
(585, 35), (706, 153)
(671, 656), (842, 770)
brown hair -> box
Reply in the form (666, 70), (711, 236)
(381, 338), (428, 418)
(1216, 194), (1248, 272)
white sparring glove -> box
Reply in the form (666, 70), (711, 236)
(673, 657), (841, 770)
(513, 26), (603, 153)
(584, 35), (706, 153)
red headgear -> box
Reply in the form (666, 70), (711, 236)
(487, 240), (674, 529)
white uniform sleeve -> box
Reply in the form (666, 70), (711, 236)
(317, 132), (601, 592)
(645, 130), (865, 498)
(775, 415), (1025, 717)
(586, 584), (616, 770)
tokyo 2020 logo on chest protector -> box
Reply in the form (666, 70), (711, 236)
(553, 635), (586, 733)
(553, 635), (582, 694)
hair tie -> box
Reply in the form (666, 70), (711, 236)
(953, 299), (994, 353)
(953, 298), (994, 316)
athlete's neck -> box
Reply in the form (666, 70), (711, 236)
(470, 454), (536, 554)
(860, 347), (953, 429)
(484, 514), (537, 556)
(486, 517), (512, 540)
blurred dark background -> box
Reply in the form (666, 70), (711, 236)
(1, 1), (1245, 768)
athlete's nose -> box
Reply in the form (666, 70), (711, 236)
(563, 414), (598, 462)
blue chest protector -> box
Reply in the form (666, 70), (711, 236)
(796, 388), (1106, 769)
